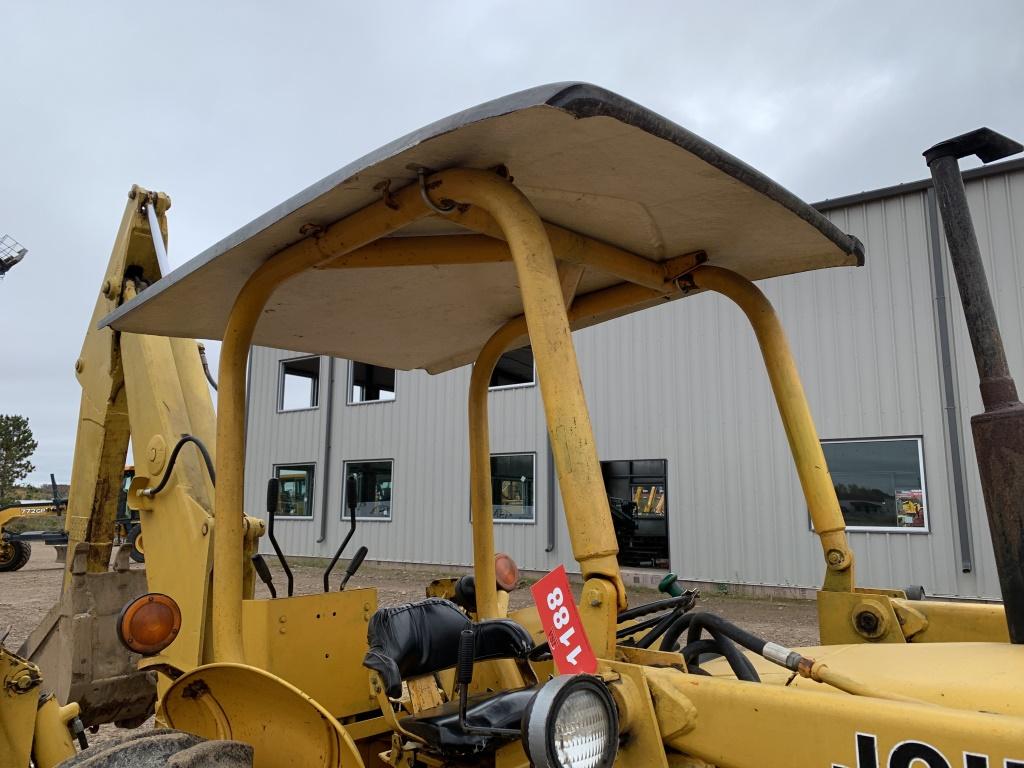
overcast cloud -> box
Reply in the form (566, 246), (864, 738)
(1, 1), (1022, 483)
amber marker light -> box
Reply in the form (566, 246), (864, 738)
(495, 552), (520, 592)
(117, 593), (181, 655)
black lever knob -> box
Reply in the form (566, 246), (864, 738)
(339, 546), (368, 591)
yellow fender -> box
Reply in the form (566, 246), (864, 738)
(162, 663), (363, 768)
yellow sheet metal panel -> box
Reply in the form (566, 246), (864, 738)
(240, 589), (378, 720)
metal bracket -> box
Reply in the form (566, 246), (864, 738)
(415, 167), (456, 214)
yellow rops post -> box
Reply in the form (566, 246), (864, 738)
(8, 83), (1024, 767)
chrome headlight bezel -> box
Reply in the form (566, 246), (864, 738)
(522, 674), (618, 768)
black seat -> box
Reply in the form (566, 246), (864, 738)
(362, 598), (536, 754)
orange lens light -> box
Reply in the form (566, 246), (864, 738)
(117, 593), (181, 655)
(495, 552), (520, 591)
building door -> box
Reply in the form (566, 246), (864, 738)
(600, 459), (669, 569)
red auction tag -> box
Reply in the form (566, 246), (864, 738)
(530, 565), (597, 674)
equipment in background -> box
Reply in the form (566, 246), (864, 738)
(0, 233), (27, 278)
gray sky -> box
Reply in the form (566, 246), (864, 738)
(2, 1), (1022, 484)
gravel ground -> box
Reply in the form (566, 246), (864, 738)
(1, 550), (819, 755)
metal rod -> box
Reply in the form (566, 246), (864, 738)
(925, 129), (1024, 642)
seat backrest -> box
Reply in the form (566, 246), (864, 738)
(363, 598), (533, 698)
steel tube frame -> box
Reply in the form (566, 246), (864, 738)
(212, 181), (436, 662)
(688, 266), (855, 591)
(433, 170), (627, 609)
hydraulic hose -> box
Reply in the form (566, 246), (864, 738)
(141, 434), (216, 497)
(659, 612), (760, 682)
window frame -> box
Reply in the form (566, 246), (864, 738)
(819, 436), (930, 534)
(271, 462), (317, 520)
(342, 458), (395, 522)
(487, 347), (536, 392)
(489, 451), (537, 525)
(347, 361), (398, 406)
(277, 355), (321, 413)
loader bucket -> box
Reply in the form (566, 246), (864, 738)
(17, 544), (155, 727)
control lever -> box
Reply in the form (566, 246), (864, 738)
(339, 546), (368, 591)
(324, 473), (359, 592)
(456, 628), (519, 736)
(457, 628), (475, 730)
(252, 554), (277, 598)
(265, 478), (294, 597)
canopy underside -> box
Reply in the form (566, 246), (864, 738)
(102, 83), (863, 373)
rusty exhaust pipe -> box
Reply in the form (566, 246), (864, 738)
(924, 128), (1024, 642)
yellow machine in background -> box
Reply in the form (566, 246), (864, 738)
(2, 84), (1023, 768)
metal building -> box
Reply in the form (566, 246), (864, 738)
(245, 158), (1024, 600)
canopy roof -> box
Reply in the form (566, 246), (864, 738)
(102, 82), (863, 374)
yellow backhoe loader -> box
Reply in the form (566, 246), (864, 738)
(2, 83), (1023, 768)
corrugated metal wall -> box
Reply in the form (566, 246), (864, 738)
(245, 164), (1023, 600)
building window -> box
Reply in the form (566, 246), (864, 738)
(491, 453), (535, 523)
(343, 460), (393, 521)
(349, 362), (396, 404)
(274, 464), (315, 518)
(821, 438), (928, 532)
(278, 357), (320, 411)
(489, 346), (534, 389)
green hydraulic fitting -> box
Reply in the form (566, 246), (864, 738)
(659, 573), (682, 597)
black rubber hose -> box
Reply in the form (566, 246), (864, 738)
(681, 638), (721, 667)
(616, 614), (668, 640)
(658, 612), (759, 682)
(685, 612), (769, 657)
(145, 435), (216, 497)
(657, 611), (695, 651)
(616, 594), (693, 623)
(636, 609), (684, 649)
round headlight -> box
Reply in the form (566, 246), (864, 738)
(523, 675), (618, 768)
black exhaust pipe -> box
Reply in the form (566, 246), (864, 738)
(924, 127), (1024, 642)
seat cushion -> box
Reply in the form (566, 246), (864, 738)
(400, 688), (536, 753)
(364, 598), (470, 698)
(363, 598), (535, 698)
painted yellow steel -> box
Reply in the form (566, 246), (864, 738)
(239, 589), (380, 721)
(212, 178), (437, 662)
(0, 648), (45, 768)
(689, 266), (855, 591)
(432, 169), (626, 608)
(641, 664), (1024, 767)
(20, 167), (1024, 768)
(468, 322), (523, 622)
(31, 697), (79, 768)
(63, 188), (168, 581)
(447, 205), (673, 292)
(162, 663), (365, 768)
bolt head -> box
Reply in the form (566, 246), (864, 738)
(74, 359), (83, 373)
(855, 611), (880, 634)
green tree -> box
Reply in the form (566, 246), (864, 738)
(0, 415), (37, 503)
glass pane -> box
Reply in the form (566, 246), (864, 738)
(822, 439), (926, 529)
(489, 346), (534, 388)
(275, 465), (315, 517)
(350, 362), (396, 403)
(631, 484), (666, 517)
(344, 461), (393, 520)
(490, 453), (534, 521)
(280, 357), (320, 410)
